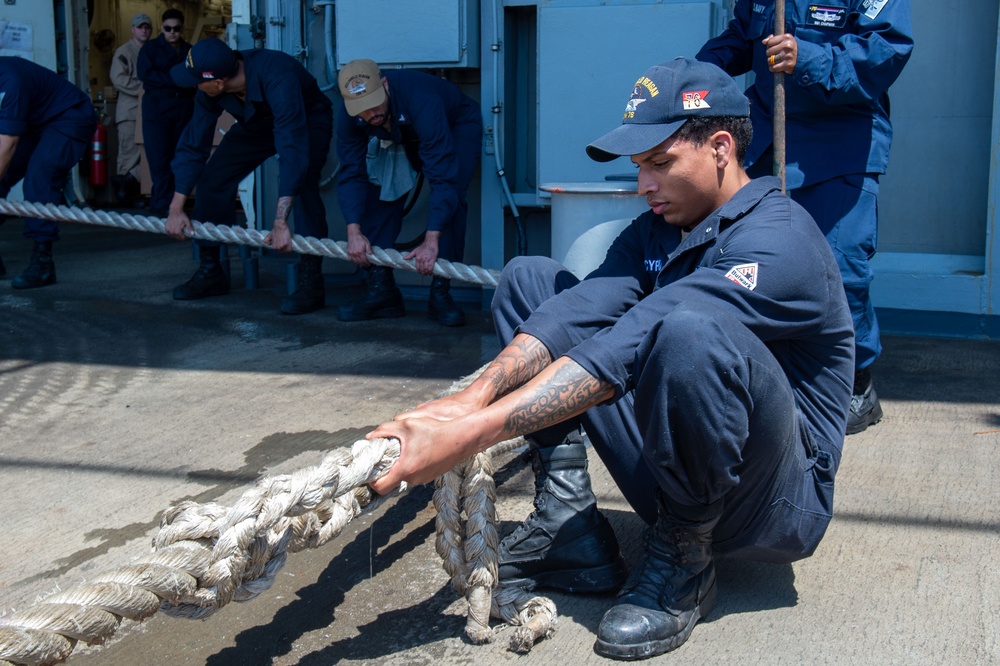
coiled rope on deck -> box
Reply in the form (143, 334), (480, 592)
(0, 199), (501, 287)
(0, 374), (556, 665)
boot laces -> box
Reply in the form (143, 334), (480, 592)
(508, 508), (541, 541)
(625, 526), (702, 603)
(435, 290), (458, 308)
(21, 254), (52, 279)
(506, 448), (549, 540)
(191, 262), (222, 282)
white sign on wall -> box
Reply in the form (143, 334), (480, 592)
(0, 21), (33, 60)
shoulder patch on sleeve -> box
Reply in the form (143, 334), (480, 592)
(725, 262), (758, 291)
(862, 0), (890, 20)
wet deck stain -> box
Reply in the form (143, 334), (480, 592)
(18, 427), (375, 586)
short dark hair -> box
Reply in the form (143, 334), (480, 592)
(674, 116), (753, 166)
(162, 8), (184, 23)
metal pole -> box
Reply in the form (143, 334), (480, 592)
(773, 1), (787, 194)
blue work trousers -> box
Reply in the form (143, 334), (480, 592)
(0, 108), (95, 242)
(191, 117), (331, 254)
(492, 256), (837, 564)
(791, 174), (881, 371)
(356, 116), (480, 262)
(142, 94), (194, 212)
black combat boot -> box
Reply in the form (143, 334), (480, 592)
(172, 245), (229, 300)
(12, 241), (56, 289)
(112, 174), (128, 207)
(846, 367), (883, 435)
(337, 266), (405, 321)
(114, 173), (139, 208)
(498, 433), (627, 593)
(125, 174), (143, 208)
(281, 255), (326, 315)
(428, 276), (465, 327)
(595, 491), (723, 660)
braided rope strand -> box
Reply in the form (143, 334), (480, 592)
(0, 439), (402, 663)
(460, 451), (499, 643)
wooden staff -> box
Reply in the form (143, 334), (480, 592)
(773, 1), (787, 193)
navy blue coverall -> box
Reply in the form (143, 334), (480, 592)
(0, 57), (96, 242)
(697, 0), (913, 371)
(137, 34), (194, 212)
(171, 49), (333, 249)
(336, 70), (481, 262)
(493, 177), (855, 563)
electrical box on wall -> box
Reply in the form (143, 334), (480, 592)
(335, 0), (479, 68)
(536, 1), (718, 186)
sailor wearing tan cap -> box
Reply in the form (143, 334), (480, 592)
(335, 59), (482, 327)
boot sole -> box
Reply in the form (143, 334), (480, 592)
(336, 305), (405, 322)
(11, 277), (57, 289)
(280, 298), (325, 315)
(428, 312), (465, 327)
(594, 579), (717, 660)
(846, 401), (884, 435)
(173, 286), (230, 300)
(502, 560), (627, 594)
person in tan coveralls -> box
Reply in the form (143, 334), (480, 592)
(109, 13), (152, 207)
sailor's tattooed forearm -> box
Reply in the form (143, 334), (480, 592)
(487, 336), (552, 399)
(504, 362), (614, 435)
(275, 196), (293, 222)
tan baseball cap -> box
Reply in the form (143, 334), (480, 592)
(338, 59), (386, 116)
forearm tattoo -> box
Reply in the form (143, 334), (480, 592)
(486, 336), (552, 399)
(504, 362), (614, 436)
(275, 196), (293, 223)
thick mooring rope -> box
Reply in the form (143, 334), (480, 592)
(0, 379), (556, 665)
(0, 438), (401, 665)
(0, 199), (501, 287)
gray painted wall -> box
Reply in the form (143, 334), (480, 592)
(221, 0), (1000, 323)
(879, 0), (998, 258)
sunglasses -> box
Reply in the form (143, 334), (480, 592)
(162, 25), (183, 33)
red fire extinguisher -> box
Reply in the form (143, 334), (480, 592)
(89, 121), (108, 186)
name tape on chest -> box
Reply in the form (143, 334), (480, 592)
(805, 6), (847, 28)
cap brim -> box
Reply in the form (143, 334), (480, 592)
(586, 119), (687, 162)
(170, 63), (203, 88)
(344, 85), (386, 117)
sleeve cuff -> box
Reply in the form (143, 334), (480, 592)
(519, 310), (580, 361)
(792, 40), (827, 86)
(566, 337), (630, 401)
(0, 120), (27, 136)
(520, 313), (629, 400)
